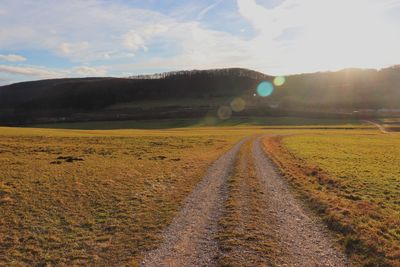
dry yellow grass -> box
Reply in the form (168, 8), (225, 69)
(1, 124), (395, 266)
(0, 127), (247, 265)
(218, 138), (279, 266)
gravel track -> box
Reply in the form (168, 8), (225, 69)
(253, 136), (348, 266)
(364, 120), (389, 133)
(141, 136), (348, 266)
(140, 138), (247, 267)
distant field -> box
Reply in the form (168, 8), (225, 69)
(105, 97), (231, 110)
(0, 127), (250, 265)
(33, 117), (366, 130)
(264, 131), (400, 266)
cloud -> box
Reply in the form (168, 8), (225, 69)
(0, 64), (107, 81)
(235, 0), (400, 74)
(237, 0), (298, 37)
(71, 66), (107, 76)
(197, 0), (223, 20)
(143, 24), (169, 37)
(0, 65), (62, 78)
(383, 0), (400, 8)
(58, 42), (89, 55)
(1, 0), (400, 82)
(122, 31), (148, 53)
(0, 0), (265, 72)
(0, 54), (27, 62)
(0, 0), (246, 66)
(0, 0), (161, 61)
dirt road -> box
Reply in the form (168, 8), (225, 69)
(253, 137), (347, 266)
(364, 120), (388, 133)
(141, 138), (247, 266)
(141, 136), (348, 266)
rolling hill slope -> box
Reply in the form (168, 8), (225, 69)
(1, 67), (399, 125)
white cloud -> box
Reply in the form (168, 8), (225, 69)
(122, 31), (147, 53)
(0, 0), (163, 61)
(0, 64), (107, 81)
(71, 66), (107, 76)
(197, 0), (223, 20)
(0, 54), (26, 62)
(235, 0), (400, 74)
(143, 24), (168, 37)
(1, 0), (400, 80)
(58, 42), (89, 55)
(0, 65), (62, 78)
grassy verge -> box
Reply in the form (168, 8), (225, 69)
(218, 138), (279, 266)
(263, 133), (400, 266)
(0, 127), (244, 266)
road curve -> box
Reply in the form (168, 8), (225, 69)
(364, 120), (388, 133)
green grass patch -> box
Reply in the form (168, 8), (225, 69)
(32, 117), (365, 130)
(264, 132), (400, 266)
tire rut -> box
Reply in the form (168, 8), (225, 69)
(253, 136), (348, 266)
(140, 138), (247, 267)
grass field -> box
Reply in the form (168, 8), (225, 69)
(263, 131), (400, 266)
(33, 117), (366, 130)
(0, 127), (251, 265)
(0, 120), (398, 266)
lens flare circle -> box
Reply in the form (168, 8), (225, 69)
(230, 97), (246, 112)
(217, 106), (232, 120)
(256, 81), (274, 97)
(273, 76), (285, 86)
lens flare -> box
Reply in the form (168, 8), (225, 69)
(273, 76), (285, 86)
(256, 81), (274, 97)
(217, 106), (232, 120)
(230, 97), (246, 112)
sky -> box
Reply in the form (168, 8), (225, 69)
(1, 0), (400, 85)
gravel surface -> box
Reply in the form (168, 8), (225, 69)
(140, 138), (247, 267)
(253, 136), (348, 267)
(141, 136), (348, 266)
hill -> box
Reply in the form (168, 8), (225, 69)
(0, 67), (399, 125)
